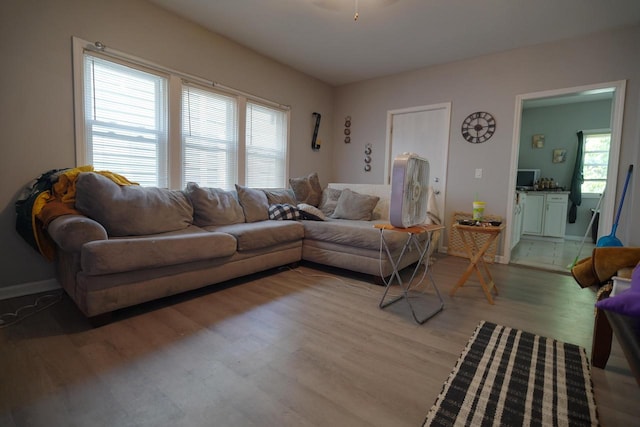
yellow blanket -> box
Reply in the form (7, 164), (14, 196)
(33, 166), (137, 260)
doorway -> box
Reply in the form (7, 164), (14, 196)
(506, 81), (627, 271)
(384, 103), (451, 251)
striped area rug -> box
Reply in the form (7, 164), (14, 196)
(424, 321), (598, 426)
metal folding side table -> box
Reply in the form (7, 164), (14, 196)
(375, 223), (445, 324)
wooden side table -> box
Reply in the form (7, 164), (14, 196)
(449, 223), (505, 304)
(374, 223), (445, 324)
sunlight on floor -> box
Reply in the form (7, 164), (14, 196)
(510, 237), (596, 273)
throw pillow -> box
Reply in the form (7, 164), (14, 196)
(268, 204), (301, 221)
(319, 187), (342, 216)
(289, 172), (322, 207)
(330, 188), (380, 221)
(297, 203), (326, 221)
(184, 182), (245, 226)
(263, 188), (297, 205)
(75, 172), (193, 236)
(235, 184), (269, 223)
(595, 262), (640, 317)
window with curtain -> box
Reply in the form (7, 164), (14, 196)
(83, 54), (168, 187)
(581, 131), (610, 194)
(245, 102), (287, 188)
(182, 84), (238, 189)
(74, 38), (289, 190)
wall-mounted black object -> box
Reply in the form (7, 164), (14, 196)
(312, 112), (321, 151)
(344, 116), (352, 143)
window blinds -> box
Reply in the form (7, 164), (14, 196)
(79, 43), (289, 190)
(246, 102), (287, 188)
(182, 84), (238, 190)
(83, 54), (168, 187)
(582, 133), (610, 193)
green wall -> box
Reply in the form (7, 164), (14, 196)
(519, 99), (612, 237)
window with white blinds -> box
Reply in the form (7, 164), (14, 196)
(246, 102), (287, 188)
(74, 38), (289, 189)
(182, 84), (238, 190)
(582, 131), (611, 194)
(83, 54), (168, 187)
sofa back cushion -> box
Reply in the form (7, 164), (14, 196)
(235, 184), (269, 223)
(185, 182), (245, 226)
(319, 187), (342, 216)
(289, 172), (322, 206)
(263, 188), (297, 205)
(75, 172), (193, 236)
(330, 188), (380, 221)
(327, 183), (391, 220)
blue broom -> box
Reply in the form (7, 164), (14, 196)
(596, 164), (633, 247)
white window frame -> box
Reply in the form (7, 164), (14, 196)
(581, 128), (611, 197)
(245, 100), (289, 188)
(72, 37), (290, 189)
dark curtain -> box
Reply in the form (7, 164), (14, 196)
(568, 131), (584, 223)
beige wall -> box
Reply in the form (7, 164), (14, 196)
(2, 0), (639, 294)
(0, 0), (335, 291)
(333, 25), (640, 252)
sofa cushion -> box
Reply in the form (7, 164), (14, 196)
(185, 182), (245, 226)
(330, 188), (380, 221)
(75, 172), (193, 237)
(319, 187), (342, 216)
(263, 189), (297, 205)
(207, 221), (304, 251)
(302, 219), (424, 252)
(81, 226), (237, 275)
(289, 172), (322, 207)
(236, 184), (269, 223)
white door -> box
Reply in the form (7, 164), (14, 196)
(385, 103), (451, 231)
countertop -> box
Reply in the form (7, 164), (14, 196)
(516, 189), (569, 194)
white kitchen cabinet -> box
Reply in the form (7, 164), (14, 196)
(522, 193), (544, 235)
(522, 192), (568, 238)
(543, 193), (569, 237)
(511, 191), (526, 249)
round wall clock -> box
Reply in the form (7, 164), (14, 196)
(461, 111), (496, 144)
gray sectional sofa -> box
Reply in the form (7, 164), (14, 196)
(46, 172), (432, 321)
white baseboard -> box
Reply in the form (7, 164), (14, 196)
(564, 235), (591, 242)
(0, 278), (61, 301)
(520, 235), (565, 243)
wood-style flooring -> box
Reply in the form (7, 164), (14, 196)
(0, 255), (638, 426)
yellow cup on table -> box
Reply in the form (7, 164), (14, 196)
(472, 201), (485, 221)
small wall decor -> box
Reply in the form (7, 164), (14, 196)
(532, 134), (545, 148)
(461, 111), (496, 144)
(553, 148), (567, 163)
(344, 116), (351, 143)
(364, 143), (372, 172)
(311, 112), (321, 151)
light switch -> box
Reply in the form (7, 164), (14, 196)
(475, 168), (482, 179)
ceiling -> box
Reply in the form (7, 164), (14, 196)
(148, 0), (640, 86)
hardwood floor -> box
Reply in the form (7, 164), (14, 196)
(1, 255), (638, 426)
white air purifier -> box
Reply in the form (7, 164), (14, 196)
(389, 153), (430, 228)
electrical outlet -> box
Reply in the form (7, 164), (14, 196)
(475, 168), (482, 179)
